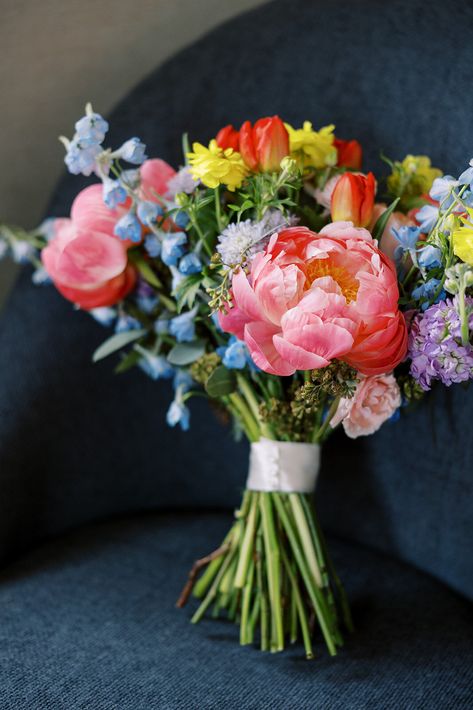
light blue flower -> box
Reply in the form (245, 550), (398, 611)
(137, 200), (164, 227)
(166, 400), (190, 431)
(38, 218), (57, 242)
(210, 311), (222, 331)
(458, 159), (473, 191)
(173, 369), (194, 392)
(161, 232), (187, 266)
(392, 225), (422, 262)
(169, 306), (198, 343)
(64, 139), (101, 176)
(174, 210), (190, 229)
(154, 318), (169, 335)
(169, 265), (185, 292)
(74, 112), (109, 142)
(144, 233), (161, 258)
(10, 240), (35, 263)
(415, 204), (438, 233)
(32, 267), (51, 285)
(103, 179), (127, 209)
(120, 169), (140, 189)
(179, 253), (202, 275)
(115, 137), (147, 164)
(418, 245), (442, 270)
(217, 336), (248, 369)
(412, 278), (445, 310)
(429, 175), (458, 206)
(136, 293), (159, 314)
(89, 307), (117, 326)
(114, 213), (141, 242)
(138, 352), (174, 381)
(115, 314), (142, 333)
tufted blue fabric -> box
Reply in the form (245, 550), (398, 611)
(0, 512), (472, 709)
(0, 0), (471, 607)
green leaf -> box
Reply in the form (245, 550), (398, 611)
(205, 365), (237, 397)
(114, 348), (142, 374)
(92, 329), (147, 363)
(131, 254), (163, 289)
(372, 197), (400, 241)
(167, 340), (205, 366)
(174, 273), (204, 312)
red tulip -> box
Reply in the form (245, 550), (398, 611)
(216, 124), (240, 152)
(239, 116), (290, 172)
(331, 172), (376, 228)
(334, 138), (363, 170)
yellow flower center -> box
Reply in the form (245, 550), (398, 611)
(306, 257), (359, 303)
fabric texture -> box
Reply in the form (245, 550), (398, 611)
(0, 511), (472, 710)
(0, 0), (471, 602)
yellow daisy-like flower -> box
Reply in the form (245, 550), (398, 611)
(187, 140), (249, 192)
(453, 208), (473, 266)
(284, 121), (337, 170)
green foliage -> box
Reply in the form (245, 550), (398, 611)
(205, 365), (237, 397)
(92, 329), (147, 363)
(167, 340), (206, 366)
(371, 197), (400, 241)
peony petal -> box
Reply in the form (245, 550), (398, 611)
(244, 322), (295, 376)
(140, 159), (177, 200)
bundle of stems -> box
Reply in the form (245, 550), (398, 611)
(177, 490), (353, 658)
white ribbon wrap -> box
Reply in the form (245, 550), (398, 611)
(246, 438), (321, 493)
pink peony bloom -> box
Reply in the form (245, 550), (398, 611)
(331, 373), (401, 438)
(219, 224), (408, 376)
(42, 219), (136, 309)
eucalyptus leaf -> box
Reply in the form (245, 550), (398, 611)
(205, 365), (237, 397)
(114, 348), (142, 374)
(167, 340), (205, 366)
(92, 329), (146, 363)
(132, 255), (163, 289)
(372, 197), (400, 241)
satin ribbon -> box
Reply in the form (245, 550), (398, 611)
(246, 438), (321, 493)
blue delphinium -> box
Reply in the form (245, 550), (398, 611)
(392, 225), (421, 263)
(89, 307), (117, 327)
(169, 307), (198, 343)
(161, 232), (187, 266)
(217, 336), (249, 369)
(144, 233), (162, 258)
(458, 159), (473, 191)
(417, 244), (442, 270)
(135, 281), (159, 314)
(137, 201), (164, 227)
(138, 352), (174, 381)
(179, 253), (202, 275)
(174, 210), (190, 229)
(115, 314), (142, 333)
(114, 137), (147, 165)
(166, 400), (190, 431)
(429, 175), (458, 207)
(114, 213), (141, 242)
(412, 278), (445, 310)
(103, 178), (127, 209)
(64, 139), (102, 176)
(173, 369), (194, 392)
(154, 318), (169, 335)
(415, 204), (438, 233)
(74, 112), (109, 142)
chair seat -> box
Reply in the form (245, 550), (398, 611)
(0, 512), (471, 709)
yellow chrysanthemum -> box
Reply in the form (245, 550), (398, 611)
(187, 140), (249, 192)
(453, 208), (473, 265)
(387, 155), (442, 198)
(284, 122), (337, 170)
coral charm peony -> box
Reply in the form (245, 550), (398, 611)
(219, 224), (408, 376)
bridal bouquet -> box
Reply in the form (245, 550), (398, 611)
(3, 106), (473, 659)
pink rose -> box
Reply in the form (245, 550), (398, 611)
(42, 219), (136, 309)
(219, 224), (407, 376)
(331, 373), (401, 438)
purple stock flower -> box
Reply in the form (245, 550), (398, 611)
(408, 297), (473, 390)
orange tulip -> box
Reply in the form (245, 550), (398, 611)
(216, 124), (240, 152)
(239, 116), (289, 172)
(334, 138), (363, 170)
(331, 172), (376, 227)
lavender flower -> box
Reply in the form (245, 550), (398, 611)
(408, 297), (473, 390)
(166, 166), (198, 199)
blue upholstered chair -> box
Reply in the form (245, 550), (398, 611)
(0, 1), (472, 707)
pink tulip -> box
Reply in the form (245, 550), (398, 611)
(331, 373), (401, 438)
(219, 224), (407, 376)
(42, 219), (136, 309)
